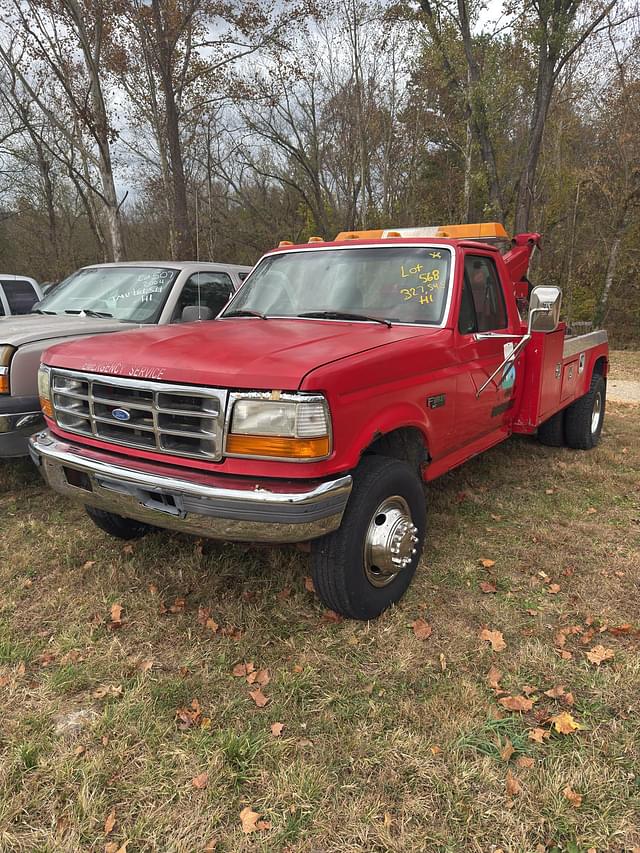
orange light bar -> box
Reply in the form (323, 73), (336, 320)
(278, 240), (294, 247)
(40, 397), (53, 418)
(226, 434), (330, 459)
(334, 229), (384, 241)
(334, 222), (509, 241)
(436, 222), (509, 239)
(308, 236), (324, 243)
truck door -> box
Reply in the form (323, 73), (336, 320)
(453, 253), (517, 448)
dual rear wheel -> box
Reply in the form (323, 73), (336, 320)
(538, 372), (606, 450)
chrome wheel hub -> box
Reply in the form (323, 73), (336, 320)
(591, 392), (602, 434)
(364, 495), (419, 588)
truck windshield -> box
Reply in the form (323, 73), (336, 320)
(223, 246), (452, 325)
(36, 266), (179, 323)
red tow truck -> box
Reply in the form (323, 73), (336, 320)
(31, 223), (609, 619)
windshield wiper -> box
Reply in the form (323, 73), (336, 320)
(298, 310), (392, 328)
(31, 309), (57, 315)
(223, 309), (268, 320)
(64, 309), (113, 318)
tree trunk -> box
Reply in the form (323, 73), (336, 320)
(150, 0), (191, 259)
(596, 202), (628, 326)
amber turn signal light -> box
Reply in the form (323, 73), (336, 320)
(40, 397), (54, 418)
(226, 434), (329, 459)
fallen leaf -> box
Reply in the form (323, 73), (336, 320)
(580, 627), (596, 645)
(219, 625), (243, 640)
(479, 581), (497, 594)
(271, 722), (284, 737)
(0, 675), (10, 688)
(304, 576), (315, 593)
(606, 623), (634, 636)
(561, 650), (573, 660)
(480, 558), (496, 568)
(205, 618), (219, 634)
(554, 630), (567, 647)
(499, 695), (534, 712)
(487, 666), (503, 690)
(544, 685), (566, 699)
(148, 584), (158, 595)
(176, 698), (203, 730)
(322, 609), (343, 623)
(563, 785), (583, 807)
(277, 587), (291, 600)
(516, 756), (535, 768)
(104, 809), (116, 834)
(479, 628), (506, 652)
(191, 772), (209, 790)
(239, 806), (270, 833)
(109, 603), (123, 628)
(253, 669), (270, 687)
(249, 688), (269, 708)
(412, 618), (432, 640)
(93, 685), (123, 700)
(528, 728), (550, 743)
(521, 685), (537, 696)
(429, 744), (441, 754)
(563, 692), (575, 706)
(232, 662), (255, 678)
(16, 661), (26, 677)
(169, 597), (186, 614)
(586, 645), (614, 666)
(547, 583), (561, 595)
(500, 738), (515, 761)
(137, 659), (153, 674)
(505, 770), (521, 797)
(197, 606), (211, 625)
(550, 711), (581, 734)
(203, 838), (218, 852)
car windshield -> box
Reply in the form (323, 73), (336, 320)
(36, 266), (180, 323)
(222, 246), (452, 325)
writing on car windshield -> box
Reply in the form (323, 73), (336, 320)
(37, 267), (179, 323)
(222, 247), (451, 325)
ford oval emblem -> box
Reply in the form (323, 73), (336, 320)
(112, 407), (131, 422)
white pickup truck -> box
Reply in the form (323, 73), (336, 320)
(0, 260), (251, 457)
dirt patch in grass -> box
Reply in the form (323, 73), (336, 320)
(609, 349), (640, 381)
(1, 402), (639, 852)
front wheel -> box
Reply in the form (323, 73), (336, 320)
(85, 506), (152, 540)
(311, 456), (426, 620)
(564, 372), (606, 450)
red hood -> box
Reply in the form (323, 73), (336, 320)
(42, 317), (432, 389)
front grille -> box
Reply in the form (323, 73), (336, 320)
(51, 369), (228, 461)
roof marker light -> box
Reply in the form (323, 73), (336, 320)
(278, 240), (294, 247)
(308, 236), (324, 243)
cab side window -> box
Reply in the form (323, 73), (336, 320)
(1, 279), (39, 314)
(172, 272), (234, 321)
(459, 256), (507, 333)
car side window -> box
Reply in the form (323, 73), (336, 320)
(172, 272), (234, 321)
(461, 256), (507, 332)
(1, 279), (39, 314)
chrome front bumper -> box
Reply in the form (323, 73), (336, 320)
(28, 430), (352, 543)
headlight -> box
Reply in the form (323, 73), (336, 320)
(37, 364), (53, 417)
(226, 394), (331, 460)
(0, 345), (15, 394)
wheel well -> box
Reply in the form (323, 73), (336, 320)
(364, 427), (429, 472)
(593, 356), (608, 378)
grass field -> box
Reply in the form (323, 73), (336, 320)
(0, 356), (638, 853)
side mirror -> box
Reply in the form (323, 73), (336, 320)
(529, 285), (562, 333)
(181, 305), (213, 323)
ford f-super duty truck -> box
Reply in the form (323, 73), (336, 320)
(30, 223), (608, 620)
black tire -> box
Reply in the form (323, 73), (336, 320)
(564, 372), (606, 450)
(85, 506), (152, 540)
(537, 409), (565, 447)
(311, 455), (426, 620)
